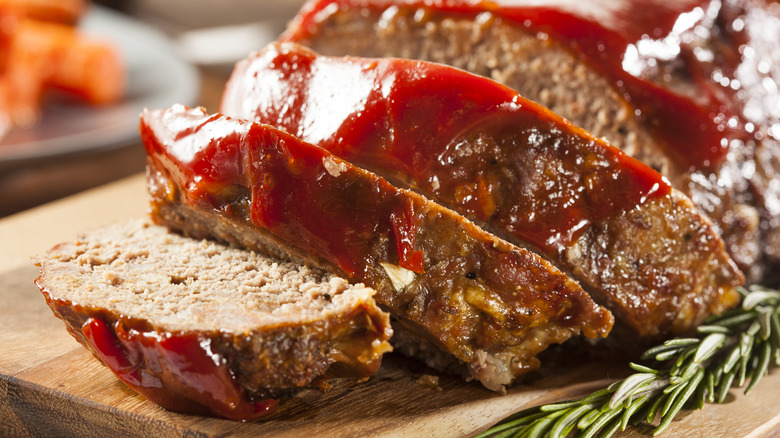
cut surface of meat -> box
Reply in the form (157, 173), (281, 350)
(283, 0), (780, 285)
(141, 104), (614, 391)
(34, 219), (393, 420)
(221, 43), (743, 338)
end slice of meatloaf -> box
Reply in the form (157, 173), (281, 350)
(33, 218), (393, 421)
(140, 104), (614, 392)
(282, 0), (780, 286)
(220, 43), (743, 338)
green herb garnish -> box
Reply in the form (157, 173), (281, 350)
(476, 285), (780, 438)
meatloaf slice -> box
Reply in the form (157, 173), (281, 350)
(141, 105), (614, 391)
(282, 0), (780, 285)
(34, 219), (392, 421)
(220, 43), (743, 338)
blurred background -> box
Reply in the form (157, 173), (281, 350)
(0, 0), (306, 217)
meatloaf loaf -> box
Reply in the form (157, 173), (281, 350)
(283, 0), (780, 285)
(220, 43), (743, 338)
(141, 104), (614, 391)
(34, 219), (392, 420)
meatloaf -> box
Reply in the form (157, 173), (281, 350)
(34, 219), (393, 421)
(141, 104), (614, 391)
(220, 43), (743, 338)
(283, 0), (780, 285)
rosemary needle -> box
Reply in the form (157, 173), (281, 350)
(475, 285), (780, 438)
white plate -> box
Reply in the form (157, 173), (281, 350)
(0, 6), (199, 166)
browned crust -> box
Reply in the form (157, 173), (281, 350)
(285, 2), (777, 286)
(39, 291), (389, 399)
(33, 222), (393, 404)
(568, 191), (742, 337)
(145, 135), (613, 391)
(220, 42), (742, 339)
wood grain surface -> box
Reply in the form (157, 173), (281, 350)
(1, 174), (779, 437)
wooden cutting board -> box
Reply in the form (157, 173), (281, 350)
(1, 174), (779, 437)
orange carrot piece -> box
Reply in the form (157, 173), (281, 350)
(10, 18), (124, 105)
(0, 0), (86, 25)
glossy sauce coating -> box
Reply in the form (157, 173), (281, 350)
(81, 316), (278, 421)
(221, 44), (671, 255)
(142, 105), (614, 385)
(144, 107), (420, 278)
(285, 0), (768, 171)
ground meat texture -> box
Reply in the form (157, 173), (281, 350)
(220, 43), (743, 338)
(141, 105), (614, 391)
(34, 219), (392, 420)
(282, 0), (780, 285)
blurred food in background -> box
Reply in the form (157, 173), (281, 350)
(0, 0), (124, 139)
(0, 0), (85, 23)
(133, 0), (306, 67)
(0, 0), (304, 218)
(133, 0), (304, 30)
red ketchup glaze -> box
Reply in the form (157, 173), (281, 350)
(220, 44), (671, 254)
(81, 317), (278, 421)
(284, 0), (759, 170)
(142, 105), (614, 341)
(141, 105), (425, 277)
(390, 201), (425, 274)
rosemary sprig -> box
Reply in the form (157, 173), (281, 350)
(476, 285), (780, 438)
